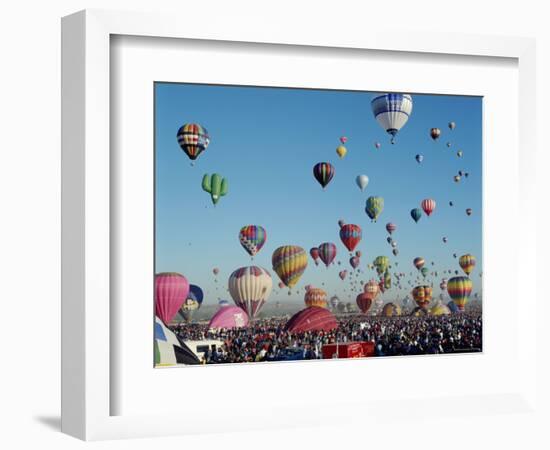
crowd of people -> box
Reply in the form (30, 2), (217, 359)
(171, 311), (482, 364)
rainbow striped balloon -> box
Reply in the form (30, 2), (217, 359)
(447, 276), (473, 311)
(313, 162), (335, 189)
(238, 225), (267, 257)
(318, 242), (337, 267)
(176, 123), (210, 161)
(459, 254), (476, 275)
(272, 246), (308, 288)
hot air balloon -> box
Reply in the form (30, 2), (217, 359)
(356, 174), (369, 191)
(340, 136), (348, 144)
(413, 257), (425, 270)
(430, 302), (451, 316)
(155, 273), (190, 324)
(304, 287), (328, 308)
(177, 123), (210, 162)
(208, 306), (249, 329)
(410, 208), (422, 223)
(386, 222), (397, 235)
(430, 128), (441, 141)
(459, 254), (476, 275)
(448, 121), (456, 130)
(383, 270), (392, 289)
(228, 266), (273, 319)
(330, 295), (340, 310)
(382, 303), (402, 317)
(179, 284), (204, 323)
(339, 223), (362, 252)
(313, 162), (335, 189)
(212, 267), (220, 275)
(465, 172), (470, 178)
(309, 247), (320, 266)
(371, 93), (413, 144)
(412, 285), (433, 309)
(446, 142), (452, 148)
(457, 150), (463, 158)
(440, 279), (448, 291)
(447, 276), (473, 311)
(349, 256), (360, 269)
(202, 173), (228, 205)
(238, 225), (267, 257)
(285, 307), (338, 332)
(447, 301), (459, 313)
(421, 198), (436, 216)
(336, 145), (347, 159)
(374, 142), (381, 149)
(365, 196), (384, 222)
(416, 154), (424, 164)
(466, 208), (473, 216)
(355, 250), (362, 258)
(454, 175), (461, 183)
(421, 267), (429, 278)
(442, 237), (448, 243)
(339, 270), (348, 280)
(449, 201), (454, 207)
(392, 248), (399, 256)
(373, 256), (389, 275)
(356, 292), (373, 314)
(391, 241), (398, 248)
(318, 242), (337, 267)
(272, 246), (308, 288)
(218, 298), (231, 308)
(278, 281), (285, 289)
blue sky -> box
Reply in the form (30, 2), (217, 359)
(155, 83), (482, 306)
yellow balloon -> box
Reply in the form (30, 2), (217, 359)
(336, 145), (347, 158)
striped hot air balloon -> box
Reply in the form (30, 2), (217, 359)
(238, 225), (267, 257)
(272, 246), (308, 288)
(155, 273), (190, 324)
(304, 287), (328, 308)
(313, 162), (335, 189)
(459, 254), (476, 275)
(339, 224), (362, 252)
(421, 199), (436, 216)
(386, 222), (397, 235)
(413, 257), (425, 270)
(318, 242), (337, 267)
(228, 266), (273, 319)
(309, 247), (320, 265)
(356, 292), (373, 314)
(176, 123), (210, 161)
(371, 93), (413, 144)
(447, 276), (473, 311)
(412, 285), (433, 309)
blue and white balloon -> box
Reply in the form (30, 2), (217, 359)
(371, 93), (413, 144)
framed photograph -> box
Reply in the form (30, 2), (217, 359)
(62, 9), (538, 442)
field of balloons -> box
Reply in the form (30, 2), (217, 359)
(154, 87), (482, 363)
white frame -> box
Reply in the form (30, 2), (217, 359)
(62, 9), (538, 441)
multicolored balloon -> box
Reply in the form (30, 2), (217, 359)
(412, 285), (433, 309)
(421, 198), (436, 216)
(413, 257), (425, 270)
(304, 287), (328, 308)
(179, 284), (204, 323)
(365, 196), (384, 222)
(176, 123), (210, 161)
(309, 247), (320, 266)
(228, 266), (273, 319)
(340, 136), (348, 144)
(349, 256), (360, 269)
(318, 242), (337, 267)
(339, 223), (362, 252)
(447, 276), (473, 311)
(371, 93), (413, 144)
(386, 222), (397, 235)
(410, 208), (422, 223)
(430, 128), (441, 141)
(155, 273), (190, 324)
(373, 255), (390, 275)
(313, 162), (335, 189)
(459, 254), (476, 275)
(238, 225), (267, 257)
(421, 267), (429, 278)
(272, 246), (308, 288)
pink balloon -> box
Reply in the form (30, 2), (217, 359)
(155, 272), (189, 324)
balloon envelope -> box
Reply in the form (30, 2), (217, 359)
(208, 306), (249, 329)
(371, 93), (413, 143)
(228, 266), (273, 319)
(284, 307), (338, 333)
(155, 273), (190, 324)
(356, 174), (369, 191)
